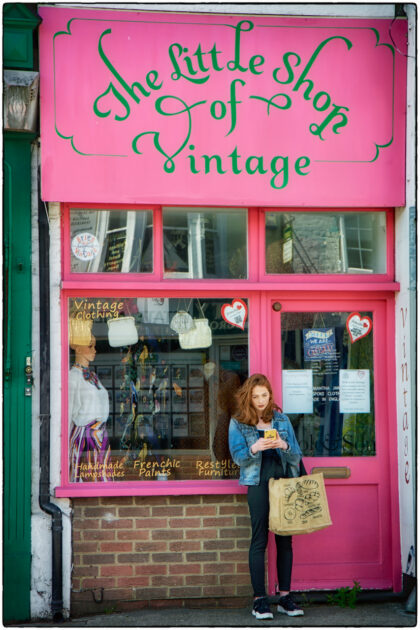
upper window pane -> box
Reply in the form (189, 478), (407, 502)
(163, 207), (247, 279)
(266, 211), (386, 274)
(70, 209), (153, 273)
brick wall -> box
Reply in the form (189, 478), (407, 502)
(71, 494), (252, 616)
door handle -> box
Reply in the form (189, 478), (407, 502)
(24, 356), (33, 397)
(311, 466), (351, 479)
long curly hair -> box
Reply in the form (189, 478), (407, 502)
(234, 373), (280, 426)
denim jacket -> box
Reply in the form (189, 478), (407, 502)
(228, 411), (302, 486)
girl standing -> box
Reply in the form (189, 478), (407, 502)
(228, 373), (304, 619)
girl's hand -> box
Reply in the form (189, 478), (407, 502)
(269, 431), (288, 451)
(251, 437), (283, 454)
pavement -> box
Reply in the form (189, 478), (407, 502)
(11, 599), (416, 628)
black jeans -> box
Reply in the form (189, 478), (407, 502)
(247, 480), (293, 597)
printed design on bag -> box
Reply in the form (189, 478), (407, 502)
(301, 505), (322, 519)
(269, 471), (332, 535)
(295, 498), (305, 511)
(283, 478), (323, 523)
(284, 507), (296, 521)
(284, 486), (296, 501)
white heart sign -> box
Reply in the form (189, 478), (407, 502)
(221, 299), (248, 330)
(346, 312), (372, 344)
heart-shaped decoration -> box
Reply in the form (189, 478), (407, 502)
(346, 312), (372, 344)
(221, 299), (248, 330)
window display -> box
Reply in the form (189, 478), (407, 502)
(67, 297), (249, 482)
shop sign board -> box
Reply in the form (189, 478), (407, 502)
(39, 8), (407, 206)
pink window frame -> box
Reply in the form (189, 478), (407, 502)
(62, 204), (394, 286)
(57, 288), (260, 497)
(57, 204), (398, 497)
(62, 203), (162, 282)
(259, 207), (395, 285)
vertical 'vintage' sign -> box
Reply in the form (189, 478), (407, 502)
(39, 8), (407, 206)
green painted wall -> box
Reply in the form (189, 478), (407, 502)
(3, 4), (40, 621)
(3, 133), (34, 623)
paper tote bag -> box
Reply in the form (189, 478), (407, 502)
(268, 472), (332, 536)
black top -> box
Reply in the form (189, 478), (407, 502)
(257, 429), (284, 482)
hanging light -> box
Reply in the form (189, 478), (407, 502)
(4, 70), (39, 132)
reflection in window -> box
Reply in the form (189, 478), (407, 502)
(163, 207), (247, 279)
(68, 297), (249, 482)
(266, 212), (386, 274)
(281, 311), (375, 457)
(70, 209), (153, 273)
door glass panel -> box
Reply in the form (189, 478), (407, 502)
(281, 311), (375, 456)
(266, 211), (386, 274)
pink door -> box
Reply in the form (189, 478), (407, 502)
(268, 297), (400, 592)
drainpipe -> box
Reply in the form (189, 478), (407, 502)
(38, 181), (64, 622)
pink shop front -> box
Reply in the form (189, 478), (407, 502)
(39, 6), (408, 604)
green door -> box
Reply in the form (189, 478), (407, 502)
(3, 134), (33, 622)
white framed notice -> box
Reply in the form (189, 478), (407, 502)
(339, 369), (370, 413)
(282, 370), (313, 414)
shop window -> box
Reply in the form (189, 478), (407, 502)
(67, 297), (249, 483)
(70, 208), (153, 273)
(266, 211), (386, 274)
(281, 311), (375, 456)
(163, 207), (247, 279)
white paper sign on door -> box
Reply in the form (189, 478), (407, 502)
(339, 369), (370, 413)
(282, 370), (313, 414)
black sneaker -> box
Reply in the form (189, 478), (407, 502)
(277, 594), (304, 616)
(252, 596), (274, 620)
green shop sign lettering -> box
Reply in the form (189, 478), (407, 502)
(92, 20), (351, 190)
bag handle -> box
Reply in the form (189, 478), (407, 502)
(176, 298), (192, 314)
(196, 299), (205, 319)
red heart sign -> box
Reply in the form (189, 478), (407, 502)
(221, 299), (248, 330)
(346, 312), (373, 343)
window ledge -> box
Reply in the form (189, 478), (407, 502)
(55, 480), (247, 497)
(61, 279), (400, 293)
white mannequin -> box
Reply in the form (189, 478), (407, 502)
(69, 335), (109, 428)
(68, 335), (111, 482)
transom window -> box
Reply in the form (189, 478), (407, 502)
(70, 208), (153, 273)
(265, 211), (387, 275)
(163, 207), (247, 279)
(65, 206), (391, 279)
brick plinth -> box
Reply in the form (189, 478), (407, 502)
(71, 495), (252, 617)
